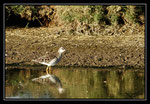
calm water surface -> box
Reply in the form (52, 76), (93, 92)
(5, 66), (145, 99)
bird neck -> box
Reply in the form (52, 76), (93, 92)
(57, 52), (62, 59)
(57, 82), (62, 88)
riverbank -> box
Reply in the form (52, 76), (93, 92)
(5, 26), (145, 69)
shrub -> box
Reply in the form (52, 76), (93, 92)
(5, 5), (55, 27)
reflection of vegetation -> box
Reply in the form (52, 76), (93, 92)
(123, 71), (135, 93)
(5, 67), (144, 99)
(53, 68), (144, 98)
(106, 71), (120, 98)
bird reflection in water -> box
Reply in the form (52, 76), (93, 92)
(32, 74), (65, 94)
(31, 47), (66, 94)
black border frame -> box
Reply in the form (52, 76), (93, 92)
(3, 3), (147, 102)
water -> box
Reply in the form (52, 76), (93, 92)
(5, 66), (145, 99)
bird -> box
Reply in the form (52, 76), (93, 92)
(32, 74), (65, 94)
(48, 74), (65, 94)
(32, 47), (65, 74)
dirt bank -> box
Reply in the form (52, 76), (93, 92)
(5, 26), (145, 69)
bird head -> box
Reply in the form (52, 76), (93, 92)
(58, 47), (65, 53)
(58, 87), (65, 94)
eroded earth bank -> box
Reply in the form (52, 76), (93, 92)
(5, 26), (145, 69)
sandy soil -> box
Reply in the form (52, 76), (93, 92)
(5, 26), (145, 69)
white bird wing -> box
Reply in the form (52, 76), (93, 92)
(38, 61), (50, 66)
(32, 59), (48, 65)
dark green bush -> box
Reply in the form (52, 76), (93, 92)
(5, 5), (55, 27)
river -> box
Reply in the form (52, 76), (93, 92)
(5, 66), (145, 99)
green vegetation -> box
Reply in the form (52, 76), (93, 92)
(56, 5), (145, 25)
(55, 5), (144, 35)
(5, 5), (55, 27)
(5, 5), (145, 35)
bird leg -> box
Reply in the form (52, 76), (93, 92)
(49, 66), (53, 74)
(46, 66), (49, 74)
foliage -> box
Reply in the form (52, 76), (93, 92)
(5, 5), (145, 34)
(124, 5), (145, 24)
(55, 5), (144, 35)
(56, 5), (144, 25)
(5, 5), (55, 27)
